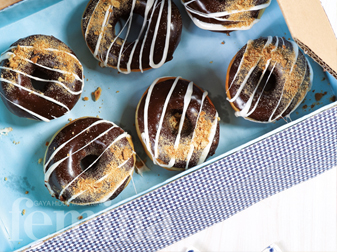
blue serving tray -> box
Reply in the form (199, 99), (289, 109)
(0, 0), (336, 251)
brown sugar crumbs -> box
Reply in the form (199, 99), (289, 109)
(92, 87), (102, 101)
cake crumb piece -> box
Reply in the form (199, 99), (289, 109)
(22, 209), (26, 216)
(83, 97), (89, 101)
(45, 141), (49, 146)
(13, 141), (20, 145)
(116, 91), (119, 93)
(25, 191), (29, 194)
(210, 61), (213, 63)
(221, 41), (225, 45)
(4, 177), (7, 181)
(92, 87), (102, 101)
(38, 158), (43, 164)
(78, 215), (83, 220)
(68, 118), (72, 122)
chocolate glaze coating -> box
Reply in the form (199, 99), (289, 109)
(44, 117), (135, 205)
(0, 35), (83, 122)
(182, 0), (270, 33)
(136, 77), (220, 170)
(82, 0), (182, 73)
(227, 36), (312, 122)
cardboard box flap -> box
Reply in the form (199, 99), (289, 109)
(277, 0), (337, 79)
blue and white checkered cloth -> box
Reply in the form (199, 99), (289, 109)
(28, 107), (336, 251)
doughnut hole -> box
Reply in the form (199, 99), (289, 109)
(115, 14), (148, 42)
(80, 154), (100, 175)
(261, 68), (278, 93)
(30, 66), (53, 93)
(168, 109), (193, 137)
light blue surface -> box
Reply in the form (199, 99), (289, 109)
(0, 0), (336, 251)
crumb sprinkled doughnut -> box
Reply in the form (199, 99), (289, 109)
(0, 35), (83, 122)
(82, 0), (182, 73)
(182, 0), (271, 33)
(44, 117), (135, 205)
(226, 36), (313, 123)
(136, 77), (220, 171)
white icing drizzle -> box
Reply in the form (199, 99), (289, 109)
(198, 111), (218, 165)
(44, 120), (115, 170)
(0, 78), (70, 112)
(182, 0), (271, 31)
(59, 131), (130, 202)
(87, 0), (174, 74)
(185, 90), (208, 169)
(165, 80), (194, 168)
(94, 5), (113, 57)
(228, 36), (313, 123)
(65, 154), (133, 204)
(0, 66), (82, 95)
(0, 41), (83, 123)
(152, 77), (180, 164)
(0, 91), (50, 122)
(141, 77), (217, 169)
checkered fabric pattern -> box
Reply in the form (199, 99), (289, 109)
(28, 107), (337, 252)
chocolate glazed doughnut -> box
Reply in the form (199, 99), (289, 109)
(82, 0), (182, 74)
(0, 35), (83, 122)
(182, 0), (271, 33)
(136, 77), (220, 171)
(226, 36), (313, 123)
(44, 117), (135, 205)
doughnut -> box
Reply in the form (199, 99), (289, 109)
(182, 0), (271, 33)
(44, 117), (135, 205)
(0, 35), (83, 122)
(135, 77), (220, 171)
(82, 0), (182, 74)
(226, 36), (313, 123)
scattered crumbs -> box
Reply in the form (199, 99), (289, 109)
(83, 75), (85, 79)
(315, 92), (327, 102)
(4, 177), (7, 181)
(86, 79), (89, 81)
(209, 61), (213, 64)
(45, 141), (49, 146)
(83, 97), (89, 102)
(217, 117), (221, 121)
(25, 191), (29, 194)
(116, 91), (119, 93)
(99, 107), (102, 109)
(78, 215), (83, 220)
(284, 32), (286, 35)
(68, 118), (72, 122)
(158, 174), (160, 176)
(92, 87), (102, 101)
(22, 209), (26, 216)
(96, 115), (100, 118)
(38, 158), (43, 164)
(302, 104), (308, 109)
(221, 41), (225, 45)
(311, 104), (315, 109)
(13, 141), (20, 145)
(312, 89), (315, 92)
(67, 153), (70, 157)
(288, 38), (291, 40)
(321, 77), (326, 81)
(296, 111), (299, 115)
(72, 132), (74, 135)
(0, 127), (13, 136)
(329, 95), (336, 102)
